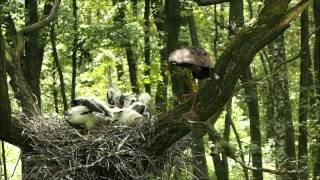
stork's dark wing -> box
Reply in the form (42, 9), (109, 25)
(71, 98), (113, 117)
(191, 67), (211, 79)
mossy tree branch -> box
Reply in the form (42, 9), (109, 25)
(148, 0), (313, 156)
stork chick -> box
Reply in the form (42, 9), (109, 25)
(67, 97), (114, 131)
(67, 105), (113, 130)
(107, 86), (123, 107)
(112, 107), (144, 127)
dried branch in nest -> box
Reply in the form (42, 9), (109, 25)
(20, 115), (195, 179)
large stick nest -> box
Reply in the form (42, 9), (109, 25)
(21, 115), (193, 179)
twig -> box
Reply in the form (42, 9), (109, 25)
(230, 120), (249, 177)
(11, 153), (21, 178)
(310, 25), (320, 36)
(231, 157), (297, 175)
(1, 141), (8, 180)
(182, 118), (299, 175)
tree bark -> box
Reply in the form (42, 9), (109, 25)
(186, 7), (209, 180)
(298, 9), (311, 180)
(128, 0), (140, 94)
(144, 0), (151, 94)
(165, 0), (192, 102)
(52, 69), (59, 114)
(222, 101), (231, 180)
(0, 27), (12, 141)
(125, 48), (140, 94)
(0, 27), (31, 150)
(228, 0), (253, 179)
(241, 68), (263, 180)
(23, 0), (45, 110)
(1, 0), (60, 149)
(268, 36), (297, 180)
(152, 0), (169, 112)
(260, 51), (276, 140)
(188, 8), (200, 47)
(312, 0), (320, 179)
(112, 1), (125, 82)
(71, 0), (78, 101)
(115, 0), (140, 94)
(50, 22), (68, 113)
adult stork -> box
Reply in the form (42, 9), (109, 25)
(168, 47), (219, 112)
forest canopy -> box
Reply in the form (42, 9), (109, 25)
(0, 0), (320, 179)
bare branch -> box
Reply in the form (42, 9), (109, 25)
(280, 0), (314, 29)
(19, 0), (61, 35)
(186, 119), (298, 175)
(14, 0), (61, 66)
(231, 157), (298, 175)
(193, 0), (230, 6)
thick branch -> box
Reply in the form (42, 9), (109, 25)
(280, 0), (314, 28)
(194, 0), (230, 6)
(148, 0), (313, 156)
(14, 0), (61, 66)
(19, 0), (61, 35)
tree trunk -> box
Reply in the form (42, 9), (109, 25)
(116, 0), (139, 94)
(71, 0), (78, 101)
(268, 36), (297, 180)
(50, 22), (68, 113)
(52, 69), (59, 114)
(229, 1), (252, 179)
(112, 1), (124, 82)
(23, 0), (44, 110)
(128, 0), (140, 94)
(187, 8), (200, 47)
(0, 27), (12, 139)
(312, 0), (320, 179)
(187, 7), (209, 180)
(212, 5), (218, 59)
(241, 68), (263, 180)
(152, 0), (168, 112)
(298, 9), (311, 180)
(0, 27), (29, 149)
(125, 48), (140, 94)
(260, 51), (276, 140)
(222, 100), (231, 180)
(165, 0), (192, 102)
(144, 0), (151, 94)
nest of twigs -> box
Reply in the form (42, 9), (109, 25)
(20, 115), (194, 180)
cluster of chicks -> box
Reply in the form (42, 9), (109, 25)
(66, 87), (152, 130)
(66, 47), (216, 131)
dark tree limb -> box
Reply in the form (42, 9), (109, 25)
(15, 0), (61, 64)
(0, 0), (61, 149)
(1, 141), (8, 180)
(148, 0), (313, 156)
(194, 0), (230, 6)
(185, 119), (298, 175)
(50, 22), (68, 113)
